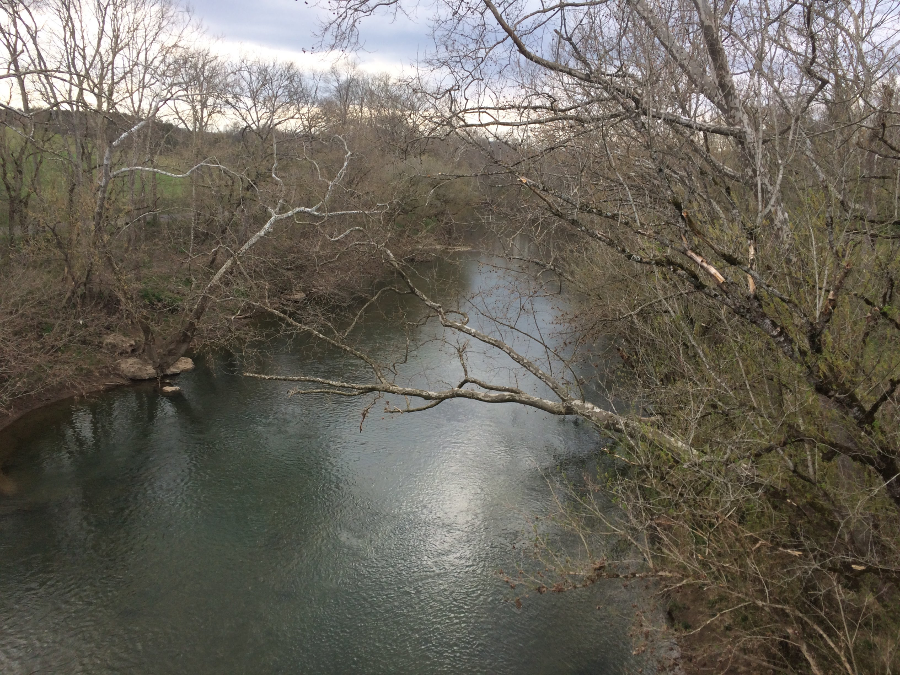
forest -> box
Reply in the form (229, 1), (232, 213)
(2, 0), (900, 672)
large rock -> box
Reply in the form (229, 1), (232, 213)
(118, 357), (156, 380)
(102, 333), (136, 355)
(164, 357), (195, 375)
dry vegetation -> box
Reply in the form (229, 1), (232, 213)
(0, 0), (476, 419)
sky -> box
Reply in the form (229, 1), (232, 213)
(182, 0), (428, 74)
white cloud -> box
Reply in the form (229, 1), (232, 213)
(207, 38), (410, 77)
(182, 0), (425, 76)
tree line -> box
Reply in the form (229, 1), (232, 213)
(0, 0), (475, 411)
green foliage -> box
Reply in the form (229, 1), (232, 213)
(139, 280), (183, 311)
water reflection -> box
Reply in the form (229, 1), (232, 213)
(0, 254), (639, 674)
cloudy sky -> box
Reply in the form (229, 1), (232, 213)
(182, 0), (428, 73)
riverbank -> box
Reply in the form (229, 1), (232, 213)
(0, 227), (466, 435)
(0, 365), (135, 438)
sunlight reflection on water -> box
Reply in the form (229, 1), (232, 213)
(0, 255), (639, 674)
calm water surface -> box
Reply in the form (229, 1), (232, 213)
(0, 256), (638, 674)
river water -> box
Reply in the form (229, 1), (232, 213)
(0, 254), (639, 674)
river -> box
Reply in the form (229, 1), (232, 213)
(0, 253), (643, 674)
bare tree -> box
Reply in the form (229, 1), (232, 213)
(0, 1), (388, 380)
(167, 47), (231, 262)
(0, 0), (49, 250)
(234, 0), (900, 670)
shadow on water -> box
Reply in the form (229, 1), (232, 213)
(0, 251), (649, 675)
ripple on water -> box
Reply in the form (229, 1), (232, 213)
(0, 256), (643, 675)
